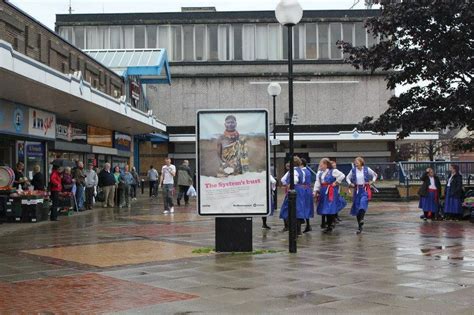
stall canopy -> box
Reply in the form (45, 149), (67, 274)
(85, 49), (171, 84)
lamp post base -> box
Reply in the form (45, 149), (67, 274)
(288, 190), (297, 253)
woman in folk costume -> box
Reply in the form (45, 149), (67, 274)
(331, 160), (347, 222)
(313, 158), (346, 233)
(346, 157), (377, 234)
(279, 162), (291, 232)
(300, 159), (314, 233)
(279, 156), (306, 235)
(444, 164), (463, 220)
(418, 168), (442, 221)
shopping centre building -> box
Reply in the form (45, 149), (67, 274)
(0, 0), (166, 183)
(55, 7), (438, 177)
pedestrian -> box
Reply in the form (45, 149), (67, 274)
(120, 165), (134, 208)
(113, 166), (122, 207)
(49, 165), (62, 221)
(98, 163), (116, 208)
(84, 163), (98, 210)
(301, 159), (314, 233)
(73, 161), (86, 211)
(130, 166), (140, 200)
(262, 174), (277, 230)
(444, 164), (463, 220)
(159, 158), (176, 214)
(279, 156), (306, 236)
(147, 165), (159, 198)
(418, 167), (442, 221)
(346, 157), (378, 234)
(13, 162), (29, 189)
(61, 167), (74, 192)
(313, 158), (345, 233)
(31, 165), (45, 191)
(176, 160), (193, 206)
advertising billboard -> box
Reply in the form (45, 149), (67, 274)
(196, 110), (270, 216)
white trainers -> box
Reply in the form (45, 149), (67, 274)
(163, 210), (170, 214)
(170, 207), (175, 213)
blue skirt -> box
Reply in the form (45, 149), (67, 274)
(444, 187), (462, 214)
(350, 187), (369, 216)
(303, 186), (314, 219)
(279, 186), (306, 220)
(419, 191), (439, 213)
(317, 186), (341, 215)
(336, 195), (347, 213)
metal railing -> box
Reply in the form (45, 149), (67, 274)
(398, 161), (474, 186)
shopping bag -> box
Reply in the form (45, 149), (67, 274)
(96, 189), (105, 202)
(187, 185), (197, 197)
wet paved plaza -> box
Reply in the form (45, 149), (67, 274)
(0, 197), (473, 314)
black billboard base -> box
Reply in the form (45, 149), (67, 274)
(215, 217), (253, 252)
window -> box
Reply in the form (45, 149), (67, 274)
(242, 24), (255, 60)
(86, 27), (98, 49)
(367, 30), (378, 47)
(318, 23), (329, 59)
(183, 25), (194, 61)
(98, 27), (109, 49)
(268, 24), (281, 60)
(294, 24), (305, 59)
(329, 23), (342, 59)
(208, 24), (219, 61)
(256, 25), (268, 60)
(305, 23), (317, 59)
(59, 27), (73, 42)
(123, 26), (134, 49)
(135, 26), (145, 48)
(218, 25), (232, 61)
(355, 22), (366, 47)
(194, 25), (206, 61)
(233, 24), (243, 60)
(170, 26), (182, 61)
(342, 23), (354, 44)
(74, 27), (85, 49)
(146, 26), (157, 48)
(110, 26), (122, 49)
(158, 26), (170, 55)
(282, 26), (288, 59)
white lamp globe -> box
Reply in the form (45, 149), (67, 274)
(267, 82), (282, 97)
(275, 0), (303, 26)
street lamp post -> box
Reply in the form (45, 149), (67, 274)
(267, 82), (281, 211)
(275, 0), (302, 254)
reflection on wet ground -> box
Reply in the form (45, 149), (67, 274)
(0, 198), (473, 314)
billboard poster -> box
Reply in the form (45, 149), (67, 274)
(0, 101), (28, 136)
(56, 119), (87, 143)
(114, 132), (132, 152)
(28, 108), (56, 139)
(87, 126), (113, 148)
(197, 110), (270, 216)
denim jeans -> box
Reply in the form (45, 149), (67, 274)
(163, 184), (174, 210)
(76, 185), (84, 210)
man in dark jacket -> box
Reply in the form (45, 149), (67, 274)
(98, 163), (116, 208)
(177, 160), (193, 206)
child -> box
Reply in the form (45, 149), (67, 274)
(216, 115), (249, 177)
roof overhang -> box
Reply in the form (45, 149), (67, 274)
(0, 40), (166, 135)
(169, 130), (439, 143)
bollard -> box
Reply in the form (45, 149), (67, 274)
(141, 179), (145, 195)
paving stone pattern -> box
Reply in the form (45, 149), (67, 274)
(0, 196), (473, 314)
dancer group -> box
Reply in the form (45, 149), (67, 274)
(279, 156), (377, 235)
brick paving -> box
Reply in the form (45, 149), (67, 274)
(0, 273), (197, 313)
(0, 197), (473, 314)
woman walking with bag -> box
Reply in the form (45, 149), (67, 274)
(177, 160), (193, 206)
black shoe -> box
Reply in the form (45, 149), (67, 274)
(356, 228), (362, 234)
(177, 200), (181, 206)
(323, 227), (333, 233)
(262, 224), (271, 230)
(281, 227), (289, 232)
(50, 218), (58, 221)
(336, 216), (342, 223)
(320, 223), (327, 229)
(303, 225), (312, 233)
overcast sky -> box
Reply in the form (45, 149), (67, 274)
(9, 0), (375, 30)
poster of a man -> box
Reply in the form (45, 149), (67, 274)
(197, 110), (270, 216)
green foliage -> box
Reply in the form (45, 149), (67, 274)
(192, 247), (214, 254)
(337, 1), (474, 146)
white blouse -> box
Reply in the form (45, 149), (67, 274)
(447, 175), (454, 187)
(346, 167), (377, 185)
(313, 168), (346, 192)
(428, 176), (437, 190)
(281, 168), (301, 186)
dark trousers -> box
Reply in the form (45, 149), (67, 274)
(177, 185), (190, 204)
(357, 211), (366, 228)
(50, 191), (59, 220)
(131, 184), (137, 198)
(85, 187), (94, 209)
(149, 180), (157, 197)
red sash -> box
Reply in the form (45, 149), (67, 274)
(322, 183), (334, 202)
(358, 184), (372, 201)
(428, 188), (438, 202)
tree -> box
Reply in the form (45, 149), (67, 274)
(395, 143), (414, 161)
(338, 0), (474, 148)
(419, 140), (450, 161)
